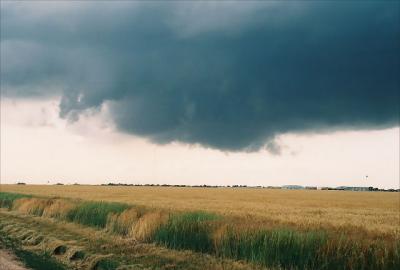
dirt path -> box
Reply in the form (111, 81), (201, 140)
(0, 249), (29, 270)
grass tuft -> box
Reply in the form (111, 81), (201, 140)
(42, 199), (76, 219)
(130, 211), (167, 241)
(66, 201), (130, 228)
(216, 227), (327, 269)
(0, 192), (31, 209)
(154, 211), (220, 253)
(13, 198), (52, 216)
(106, 207), (144, 235)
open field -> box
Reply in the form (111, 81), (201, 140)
(1, 185), (399, 235)
(0, 185), (399, 269)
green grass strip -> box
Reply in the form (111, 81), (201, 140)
(0, 192), (31, 210)
(66, 201), (130, 228)
(154, 211), (219, 253)
(218, 228), (328, 269)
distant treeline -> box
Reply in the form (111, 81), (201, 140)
(14, 182), (399, 192)
(102, 183), (256, 188)
(99, 183), (399, 192)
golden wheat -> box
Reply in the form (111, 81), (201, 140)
(42, 199), (76, 219)
(130, 211), (168, 241)
(1, 184), (399, 236)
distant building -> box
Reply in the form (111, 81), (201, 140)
(282, 185), (304, 190)
(305, 186), (317, 190)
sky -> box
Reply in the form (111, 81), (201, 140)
(1, 1), (399, 188)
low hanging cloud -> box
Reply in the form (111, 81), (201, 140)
(1, 1), (399, 151)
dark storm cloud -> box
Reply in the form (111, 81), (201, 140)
(1, 1), (399, 151)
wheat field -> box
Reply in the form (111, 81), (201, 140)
(1, 185), (399, 269)
(1, 184), (398, 235)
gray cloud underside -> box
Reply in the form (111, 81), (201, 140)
(1, 1), (399, 151)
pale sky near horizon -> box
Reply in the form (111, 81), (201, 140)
(1, 1), (399, 189)
(1, 98), (398, 189)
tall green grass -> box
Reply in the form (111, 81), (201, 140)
(217, 228), (327, 269)
(153, 212), (399, 269)
(66, 201), (130, 228)
(0, 192), (31, 209)
(154, 211), (219, 253)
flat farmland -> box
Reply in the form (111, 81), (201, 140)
(1, 185), (399, 269)
(1, 184), (398, 235)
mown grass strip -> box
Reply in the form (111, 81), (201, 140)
(15, 250), (67, 270)
(0, 228), (67, 270)
(66, 201), (130, 228)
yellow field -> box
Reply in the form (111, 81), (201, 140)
(1, 184), (399, 236)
